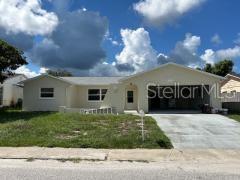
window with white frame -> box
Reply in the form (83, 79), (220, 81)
(40, 88), (54, 98)
(88, 89), (108, 101)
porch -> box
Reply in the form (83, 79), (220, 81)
(64, 83), (140, 114)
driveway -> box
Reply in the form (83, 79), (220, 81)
(149, 114), (240, 149)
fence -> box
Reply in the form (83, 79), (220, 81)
(221, 92), (240, 102)
(59, 106), (116, 114)
(221, 92), (240, 113)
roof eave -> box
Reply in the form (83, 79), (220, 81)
(120, 63), (226, 82)
(226, 73), (240, 80)
(21, 74), (75, 85)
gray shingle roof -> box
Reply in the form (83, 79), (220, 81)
(60, 77), (124, 85)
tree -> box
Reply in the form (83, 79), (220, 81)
(47, 69), (73, 77)
(212, 60), (234, 77)
(202, 60), (234, 77)
(203, 63), (213, 73)
(0, 40), (27, 83)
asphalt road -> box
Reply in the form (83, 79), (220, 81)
(0, 159), (240, 180)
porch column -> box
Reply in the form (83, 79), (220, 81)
(137, 83), (148, 113)
(65, 85), (71, 108)
(209, 83), (222, 109)
(65, 85), (78, 108)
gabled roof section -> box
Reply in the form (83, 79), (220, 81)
(21, 74), (123, 86)
(226, 72), (240, 80)
(21, 74), (74, 85)
(120, 62), (226, 81)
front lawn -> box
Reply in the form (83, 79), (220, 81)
(228, 114), (240, 123)
(0, 110), (172, 149)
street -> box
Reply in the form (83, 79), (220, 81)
(0, 159), (240, 180)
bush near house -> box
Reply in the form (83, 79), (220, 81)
(0, 110), (172, 149)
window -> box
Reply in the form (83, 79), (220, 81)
(127, 91), (134, 103)
(88, 89), (100, 101)
(88, 89), (108, 101)
(40, 88), (54, 98)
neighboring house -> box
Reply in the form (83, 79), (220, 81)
(221, 73), (240, 93)
(0, 74), (28, 107)
(22, 63), (224, 113)
(221, 73), (240, 112)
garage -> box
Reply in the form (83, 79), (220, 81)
(148, 85), (210, 111)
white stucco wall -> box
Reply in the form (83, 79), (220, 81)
(0, 75), (26, 106)
(119, 64), (223, 113)
(101, 83), (125, 113)
(23, 76), (70, 111)
(221, 78), (240, 93)
(67, 85), (110, 109)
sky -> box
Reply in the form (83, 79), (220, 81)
(0, 0), (240, 77)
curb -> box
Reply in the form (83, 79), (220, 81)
(0, 148), (240, 163)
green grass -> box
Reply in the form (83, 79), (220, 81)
(0, 110), (172, 149)
(228, 114), (240, 123)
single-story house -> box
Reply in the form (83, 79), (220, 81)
(0, 74), (27, 107)
(22, 63), (225, 113)
(221, 73), (240, 112)
(221, 73), (240, 93)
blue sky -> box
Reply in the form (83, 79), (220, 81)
(1, 0), (240, 76)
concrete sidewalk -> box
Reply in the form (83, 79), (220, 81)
(0, 147), (240, 163)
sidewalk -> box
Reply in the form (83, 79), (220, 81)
(0, 147), (240, 163)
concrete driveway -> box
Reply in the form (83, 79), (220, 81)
(149, 113), (240, 149)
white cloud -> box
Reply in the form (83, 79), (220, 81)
(105, 31), (121, 46)
(82, 7), (87, 12)
(134, 0), (205, 27)
(14, 65), (48, 78)
(157, 33), (203, 67)
(201, 46), (240, 64)
(182, 33), (201, 54)
(39, 67), (48, 74)
(200, 49), (215, 64)
(90, 28), (159, 76)
(89, 62), (124, 76)
(116, 28), (158, 72)
(112, 40), (120, 46)
(0, 0), (58, 35)
(107, 37), (120, 46)
(15, 65), (39, 78)
(83, 30), (240, 76)
(234, 33), (240, 45)
(211, 34), (222, 45)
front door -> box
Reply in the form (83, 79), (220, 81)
(125, 90), (137, 110)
